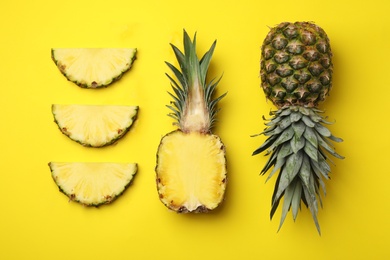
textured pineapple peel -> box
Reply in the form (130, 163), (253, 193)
(156, 131), (227, 212)
(51, 48), (137, 88)
(260, 22), (333, 108)
(49, 162), (137, 206)
(52, 104), (138, 147)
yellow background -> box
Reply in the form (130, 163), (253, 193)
(1, 0), (389, 259)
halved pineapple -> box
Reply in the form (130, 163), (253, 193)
(155, 31), (227, 213)
(49, 162), (137, 206)
(52, 104), (138, 147)
(51, 48), (137, 88)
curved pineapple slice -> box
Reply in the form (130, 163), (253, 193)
(51, 48), (137, 88)
(49, 162), (137, 206)
(52, 104), (138, 147)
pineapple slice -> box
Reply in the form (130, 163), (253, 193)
(51, 48), (137, 88)
(156, 30), (227, 213)
(49, 162), (137, 206)
(52, 104), (138, 147)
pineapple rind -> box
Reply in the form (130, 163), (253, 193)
(52, 104), (138, 147)
(51, 48), (137, 88)
(49, 162), (137, 206)
(156, 130), (227, 212)
(253, 106), (343, 234)
(260, 22), (332, 108)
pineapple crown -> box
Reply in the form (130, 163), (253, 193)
(165, 30), (226, 133)
(252, 105), (344, 234)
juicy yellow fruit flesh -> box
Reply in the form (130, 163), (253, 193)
(156, 131), (227, 212)
(51, 48), (137, 88)
(49, 162), (137, 206)
(52, 104), (138, 147)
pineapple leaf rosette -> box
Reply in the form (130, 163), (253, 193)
(253, 22), (344, 234)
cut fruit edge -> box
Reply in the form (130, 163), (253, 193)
(51, 48), (137, 88)
(52, 104), (139, 147)
(156, 130), (227, 212)
(49, 162), (138, 206)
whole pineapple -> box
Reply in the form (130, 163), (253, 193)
(156, 30), (227, 213)
(253, 22), (344, 234)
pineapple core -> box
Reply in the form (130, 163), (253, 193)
(156, 131), (226, 212)
(180, 80), (210, 133)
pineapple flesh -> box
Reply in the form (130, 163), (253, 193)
(156, 30), (227, 213)
(51, 48), (137, 88)
(49, 162), (137, 206)
(253, 22), (344, 234)
(52, 104), (138, 147)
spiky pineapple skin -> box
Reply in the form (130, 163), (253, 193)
(260, 22), (333, 108)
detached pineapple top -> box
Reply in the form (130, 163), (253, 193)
(261, 22), (333, 108)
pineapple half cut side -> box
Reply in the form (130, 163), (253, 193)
(49, 162), (137, 206)
(51, 48), (137, 88)
(156, 30), (227, 213)
(52, 104), (138, 147)
(157, 131), (226, 212)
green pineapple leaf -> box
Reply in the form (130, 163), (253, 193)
(273, 151), (303, 204)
